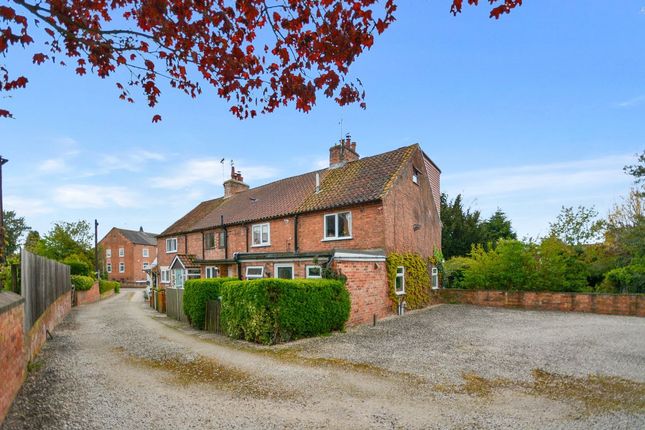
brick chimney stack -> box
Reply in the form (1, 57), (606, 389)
(224, 165), (249, 198)
(329, 134), (359, 168)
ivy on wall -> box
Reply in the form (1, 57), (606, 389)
(386, 253), (433, 310)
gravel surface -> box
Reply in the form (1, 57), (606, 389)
(2, 292), (644, 429)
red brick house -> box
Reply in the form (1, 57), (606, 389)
(99, 227), (158, 287)
(156, 138), (441, 324)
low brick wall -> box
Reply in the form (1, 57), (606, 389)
(433, 289), (645, 317)
(76, 282), (100, 306)
(0, 293), (26, 423)
(26, 291), (72, 361)
(100, 288), (115, 300)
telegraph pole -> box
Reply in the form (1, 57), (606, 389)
(0, 155), (8, 267)
(94, 219), (99, 280)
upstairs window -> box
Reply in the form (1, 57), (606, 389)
(166, 238), (177, 253)
(395, 266), (405, 295)
(246, 266), (264, 279)
(324, 211), (352, 240)
(118, 247), (125, 257)
(204, 232), (216, 249)
(106, 249), (111, 258)
(143, 248), (149, 257)
(218, 231), (226, 249)
(252, 223), (270, 247)
(412, 167), (421, 185)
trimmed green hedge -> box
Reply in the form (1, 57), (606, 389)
(183, 278), (237, 329)
(71, 275), (94, 291)
(220, 278), (350, 345)
(99, 279), (120, 294)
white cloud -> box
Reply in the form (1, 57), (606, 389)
(53, 185), (140, 209)
(443, 154), (634, 197)
(98, 149), (166, 174)
(4, 196), (52, 216)
(38, 158), (67, 173)
(150, 159), (280, 190)
(614, 94), (645, 108)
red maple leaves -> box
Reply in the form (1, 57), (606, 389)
(450, 0), (523, 19)
(0, 1), (520, 121)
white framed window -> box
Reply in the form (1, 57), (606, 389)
(306, 265), (322, 279)
(205, 266), (218, 278)
(143, 248), (149, 257)
(251, 223), (270, 247)
(187, 268), (201, 279)
(274, 263), (294, 279)
(218, 231), (226, 249)
(106, 249), (111, 258)
(246, 266), (264, 279)
(432, 267), (439, 290)
(412, 167), (420, 185)
(323, 211), (352, 240)
(118, 247), (125, 257)
(143, 262), (149, 270)
(119, 262), (125, 273)
(204, 232), (216, 249)
(106, 263), (112, 273)
(160, 267), (170, 283)
(166, 238), (177, 253)
(395, 266), (405, 295)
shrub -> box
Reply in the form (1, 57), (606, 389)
(71, 275), (94, 291)
(386, 253), (432, 310)
(99, 279), (120, 294)
(600, 258), (645, 294)
(182, 278), (237, 329)
(220, 278), (350, 344)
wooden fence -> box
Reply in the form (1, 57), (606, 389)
(205, 300), (222, 334)
(21, 250), (71, 331)
(165, 287), (188, 322)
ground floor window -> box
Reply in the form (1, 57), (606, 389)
(106, 263), (112, 273)
(187, 268), (201, 279)
(395, 266), (405, 295)
(205, 266), (218, 278)
(306, 265), (322, 279)
(119, 262), (125, 273)
(246, 266), (264, 279)
(274, 264), (294, 279)
(160, 268), (170, 283)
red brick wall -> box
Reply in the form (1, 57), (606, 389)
(76, 282), (100, 306)
(433, 289), (645, 317)
(26, 291), (71, 361)
(333, 260), (392, 325)
(0, 294), (25, 423)
(383, 149), (441, 257)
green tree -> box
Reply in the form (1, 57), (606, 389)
(37, 220), (94, 267)
(2, 210), (31, 257)
(605, 189), (645, 264)
(624, 150), (644, 193)
(440, 193), (485, 259)
(548, 206), (605, 246)
(482, 208), (516, 246)
(24, 230), (41, 253)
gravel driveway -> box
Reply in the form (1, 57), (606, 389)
(2, 291), (644, 429)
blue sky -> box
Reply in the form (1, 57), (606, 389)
(1, 0), (643, 240)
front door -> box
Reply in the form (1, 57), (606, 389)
(274, 264), (294, 279)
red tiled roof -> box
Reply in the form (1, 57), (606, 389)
(160, 144), (419, 236)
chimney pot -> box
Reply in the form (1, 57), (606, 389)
(329, 136), (359, 168)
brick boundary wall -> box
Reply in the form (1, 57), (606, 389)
(334, 260), (392, 326)
(0, 293), (26, 423)
(26, 291), (72, 361)
(76, 282), (100, 306)
(432, 289), (645, 317)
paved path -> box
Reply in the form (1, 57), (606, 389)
(2, 289), (644, 429)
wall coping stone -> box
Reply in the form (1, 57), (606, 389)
(0, 291), (25, 315)
(441, 289), (644, 297)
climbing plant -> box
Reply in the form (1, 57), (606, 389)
(386, 253), (432, 310)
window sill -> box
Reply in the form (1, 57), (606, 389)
(321, 236), (353, 242)
(395, 291), (406, 296)
(251, 244), (271, 248)
(166, 250), (177, 254)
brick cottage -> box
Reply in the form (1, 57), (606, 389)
(99, 227), (158, 287)
(155, 138), (441, 324)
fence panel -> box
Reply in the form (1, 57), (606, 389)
(21, 249), (71, 331)
(205, 300), (222, 334)
(165, 288), (188, 322)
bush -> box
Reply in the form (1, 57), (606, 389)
(99, 279), (120, 294)
(182, 278), (237, 329)
(220, 278), (350, 345)
(600, 258), (645, 294)
(63, 254), (92, 276)
(71, 275), (94, 291)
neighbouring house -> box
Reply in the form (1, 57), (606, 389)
(155, 137), (441, 324)
(99, 227), (158, 288)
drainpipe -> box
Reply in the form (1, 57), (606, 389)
(294, 214), (299, 254)
(221, 215), (228, 260)
(235, 253), (242, 280)
(245, 224), (249, 252)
